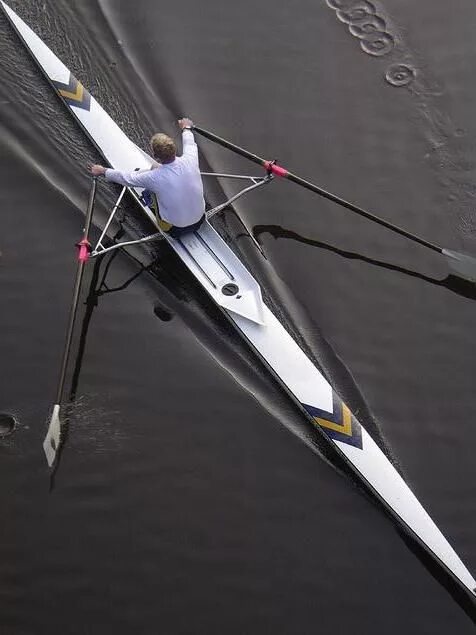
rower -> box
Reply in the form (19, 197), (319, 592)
(88, 118), (205, 238)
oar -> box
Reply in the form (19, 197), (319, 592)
(43, 177), (98, 467)
(192, 125), (476, 282)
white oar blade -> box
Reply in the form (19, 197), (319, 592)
(43, 404), (62, 467)
(443, 248), (476, 282)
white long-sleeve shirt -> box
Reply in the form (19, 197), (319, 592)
(105, 129), (205, 227)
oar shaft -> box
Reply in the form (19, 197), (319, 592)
(193, 125), (441, 254)
(54, 177), (97, 404)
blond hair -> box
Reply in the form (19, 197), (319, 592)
(150, 133), (176, 164)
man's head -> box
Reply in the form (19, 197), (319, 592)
(150, 133), (176, 164)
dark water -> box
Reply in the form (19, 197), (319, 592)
(1, 1), (476, 633)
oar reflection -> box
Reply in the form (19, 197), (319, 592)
(253, 224), (476, 302)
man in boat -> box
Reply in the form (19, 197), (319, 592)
(89, 118), (205, 238)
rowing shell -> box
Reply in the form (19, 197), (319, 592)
(2, 0), (474, 598)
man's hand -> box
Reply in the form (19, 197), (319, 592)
(178, 118), (193, 130)
(88, 164), (107, 176)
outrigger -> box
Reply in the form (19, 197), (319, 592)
(2, 0), (475, 602)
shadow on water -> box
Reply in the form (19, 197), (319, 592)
(253, 224), (476, 301)
(50, 249), (155, 486)
(397, 526), (476, 621)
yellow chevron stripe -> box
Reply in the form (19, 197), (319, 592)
(58, 82), (84, 102)
(315, 403), (352, 437)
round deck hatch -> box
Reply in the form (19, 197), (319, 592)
(221, 283), (239, 296)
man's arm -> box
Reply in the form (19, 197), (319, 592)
(178, 118), (199, 163)
(88, 164), (158, 189)
(182, 129), (198, 158)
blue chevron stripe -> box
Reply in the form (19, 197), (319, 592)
(303, 395), (363, 449)
(52, 73), (91, 111)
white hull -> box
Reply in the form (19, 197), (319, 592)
(3, 1), (474, 597)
